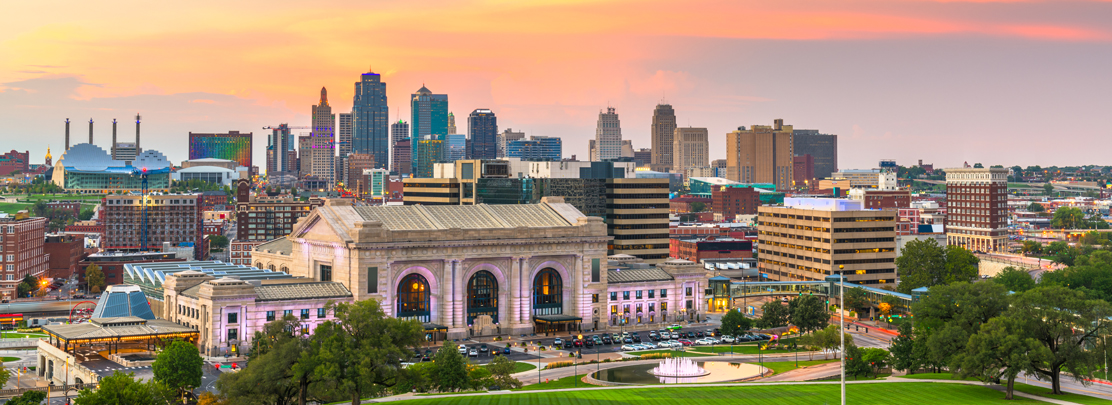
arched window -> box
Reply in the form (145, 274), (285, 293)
(532, 268), (563, 316)
(255, 262), (264, 269)
(466, 270), (498, 325)
(267, 264), (276, 271)
(280, 266), (289, 274)
(397, 273), (431, 322)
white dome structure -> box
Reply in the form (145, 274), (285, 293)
(58, 143), (117, 172)
(134, 150), (171, 171)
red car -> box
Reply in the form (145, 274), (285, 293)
(574, 339), (583, 347)
(678, 339), (693, 346)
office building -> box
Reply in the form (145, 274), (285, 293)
(0, 212), (47, 298)
(670, 236), (753, 262)
(672, 127), (709, 174)
(593, 107), (623, 161)
(849, 189), (912, 211)
(345, 153), (376, 192)
(945, 167), (1008, 252)
(0, 150), (29, 176)
(793, 129), (839, 179)
(298, 135), (311, 177)
(393, 139), (412, 176)
(793, 155), (815, 190)
(233, 179), (323, 242)
(506, 136), (562, 161)
(352, 71), (389, 169)
(606, 178), (670, 263)
(310, 87), (336, 182)
(498, 129), (525, 158)
(757, 198), (897, 284)
(44, 234), (85, 279)
(267, 124), (295, 175)
(390, 120), (410, 174)
(633, 148), (652, 167)
(338, 112), (353, 161)
(112, 142), (138, 164)
(726, 119), (793, 191)
(415, 136), (443, 179)
(650, 104), (676, 171)
(447, 112), (457, 135)
(52, 145), (172, 192)
(468, 109), (498, 160)
(103, 194), (204, 259)
(360, 168), (389, 199)
(712, 186), (761, 221)
(442, 134), (467, 163)
(188, 131), (252, 169)
(621, 140), (635, 159)
(410, 86), (449, 174)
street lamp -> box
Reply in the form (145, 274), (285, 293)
(838, 265), (846, 405)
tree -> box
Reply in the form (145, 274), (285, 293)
(973, 163), (984, 169)
(1044, 183), (1055, 196)
(6, 390), (46, 405)
(431, 341), (469, 392)
(889, 322), (920, 373)
(153, 339), (204, 401)
(689, 202), (706, 213)
(485, 355), (523, 390)
(895, 239), (978, 293)
(757, 301), (790, 329)
(843, 287), (868, 312)
(952, 316), (1043, 400)
(74, 371), (174, 405)
(845, 343), (870, 379)
(305, 299), (424, 404)
(1021, 240), (1043, 256)
(812, 324), (854, 360)
(1027, 202), (1045, 213)
(216, 315), (307, 405)
(1010, 286), (1112, 395)
(1052, 207), (1087, 229)
(992, 266), (1035, 293)
(86, 264), (106, 294)
(79, 206), (95, 220)
(719, 309), (752, 337)
(209, 235), (229, 249)
(789, 294), (828, 334)
(862, 348), (892, 378)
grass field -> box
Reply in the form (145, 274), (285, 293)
(403, 382), (1042, 404)
(1012, 383), (1112, 405)
(1, 357), (20, 362)
(760, 360), (838, 375)
(0, 333), (47, 339)
(3, 194), (107, 202)
(689, 343), (802, 355)
(628, 349), (712, 358)
(899, 372), (979, 381)
(515, 374), (593, 391)
(497, 362), (536, 374)
(0, 203), (34, 215)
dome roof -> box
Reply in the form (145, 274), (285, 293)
(45, 147), (52, 160)
(59, 143), (117, 171)
(134, 150), (171, 171)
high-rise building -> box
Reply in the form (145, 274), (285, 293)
(606, 178), (670, 263)
(793, 154), (815, 190)
(945, 167), (1008, 252)
(267, 124), (295, 174)
(410, 86), (449, 176)
(360, 168), (389, 199)
(758, 198), (897, 284)
(298, 135), (311, 177)
(447, 112), (457, 135)
(633, 148), (652, 167)
(390, 120), (410, 174)
(233, 179), (323, 243)
(415, 136), (443, 178)
(650, 104), (676, 171)
(0, 212), (47, 298)
(344, 153), (375, 192)
(103, 194), (204, 260)
(311, 87), (336, 182)
(352, 71), (389, 169)
(792, 129), (838, 179)
(188, 131), (253, 168)
(497, 128), (525, 158)
(726, 119), (793, 191)
(442, 134), (467, 163)
(672, 127), (709, 173)
(393, 138), (412, 176)
(621, 140), (634, 159)
(593, 107), (623, 161)
(468, 109), (498, 160)
(507, 136), (562, 161)
(338, 113), (353, 159)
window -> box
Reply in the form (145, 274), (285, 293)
(592, 293), (599, 303)
(623, 291), (630, 300)
(367, 267), (378, 293)
(635, 290), (643, 299)
(660, 289), (667, 298)
(227, 312), (237, 324)
(317, 308), (326, 318)
(648, 290), (655, 299)
(227, 328), (238, 341)
(284, 309), (293, 317)
(591, 259), (600, 283)
(266, 311), (275, 322)
(301, 309), (310, 319)
(661, 302), (668, 312)
(320, 265), (332, 282)
(610, 292), (617, 301)
(685, 287), (692, 297)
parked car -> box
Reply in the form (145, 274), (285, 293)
(641, 342), (657, 349)
(574, 339), (583, 347)
(602, 335), (612, 344)
(621, 344), (638, 351)
(670, 332), (680, 339)
(648, 332), (659, 341)
(503, 346), (512, 354)
(632, 335), (643, 343)
(554, 338), (564, 346)
(695, 338), (715, 345)
(623, 337), (633, 344)
(704, 338), (720, 345)
(458, 345), (468, 355)
(678, 339), (693, 346)
(563, 340), (574, 349)
(696, 331), (706, 338)
(585, 339), (594, 348)
(469, 349), (478, 357)
(721, 336), (736, 344)
(480, 345), (489, 354)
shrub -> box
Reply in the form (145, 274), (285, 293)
(638, 353), (673, 360)
(544, 361), (574, 370)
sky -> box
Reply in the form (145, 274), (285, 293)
(2, 0), (1111, 171)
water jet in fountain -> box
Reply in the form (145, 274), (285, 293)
(650, 357), (710, 377)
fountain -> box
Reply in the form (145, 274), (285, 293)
(650, 357), (710, 377)
(592, 358), (765, 385)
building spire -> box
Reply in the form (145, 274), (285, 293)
(320, 87), (329, 106)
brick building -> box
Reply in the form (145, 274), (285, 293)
(44, 234), (85, 279)
(792, 154), (815, 191)
(945, 167), (1008, 252)
(203, 219), (226, 237)
(0, 212), (47, 298)
(45, 202), (82, 217)
(0, 150), (29, 176)
(670, 236), (753, 262)
(234, 179), (323, 242)
(200, 191), (230, 211)
(103, 194), (204, 259)
(857, 189), (911, 210)
(670, 195), (712, 214)
(712, 186), (761, 221)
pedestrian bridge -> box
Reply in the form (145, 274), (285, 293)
(722, 276), (914, 310)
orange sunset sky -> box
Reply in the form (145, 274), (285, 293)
(2, 0), (1111, 169)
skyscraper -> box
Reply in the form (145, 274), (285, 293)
(945, 167), (1008, 252)
(726, 119), (793, 190)
(506, 136), (562, 161)
(410, 85), (448, 177)
(447, 112), (457, 135)
(416, 136), (443, 178)
(393, 138), (412, 176)
(352, 71), (389, 169)
(673, 127), (709, 173)
(442, 134), (467, 163)
(391, 120), (410, 174)
(267, 124), (294, 174)
(650, 104), (676, 171)
(338, 112), (353, 183)
(593, 107), (622, 161)
(497, 128), (525, 158)
(311, 87), (336, 182)
(468, 109), (497, 160)
(792, 129), (839, 179)
(298, 135), (311, 177)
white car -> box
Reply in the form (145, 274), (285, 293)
(670, 332), (680, 339)
(704, 338), (720, 345)
(695, 338), (715, 345)
(458, 345), (468, 355)
(621, 344), (638, 351)
(658, 341), (677, 348)
(469, 349), (478, 357)
(640, 342), (657, 349)
(721, 336), (736, 344)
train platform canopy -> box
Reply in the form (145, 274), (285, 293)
(124, 261), (300, 300)
(90, 285), (156, 320)
(43, 316), (197, 347)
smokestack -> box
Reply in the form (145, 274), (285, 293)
(65, 119), (70, 150)
(135, 114), (142, 154)
(88, 118), (94, 144)
(112, 119), (118, 159)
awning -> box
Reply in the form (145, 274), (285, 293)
(533, 315), (582, 324)
(422, 323), (448, 332)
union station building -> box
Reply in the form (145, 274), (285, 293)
(252, 198), (713, 339)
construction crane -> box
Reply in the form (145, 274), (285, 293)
(130, 165), (170, 252)
(262, 125), (310, 130)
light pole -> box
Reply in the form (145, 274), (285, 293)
(838, 265), (846, 405)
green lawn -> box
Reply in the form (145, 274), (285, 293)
(899, 372), (979, 381)
(0, 333), (46, 339)
(1012, 383), (1112, 405)
(0, 203), (34, 215)
(760, 359), (838, 375)
(1, 357), (20, 362)
(402, 382), (1041, 403)
(5, 194), (107, 202)
(690, 343), (802, 355)
(483, 362), (536, 374)
(514, 374), (594, 391)
(628, 349), (712, 358)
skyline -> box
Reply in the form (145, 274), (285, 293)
(2, 0), (1112, 170)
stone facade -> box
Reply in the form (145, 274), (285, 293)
(252, 198), (611, 338)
